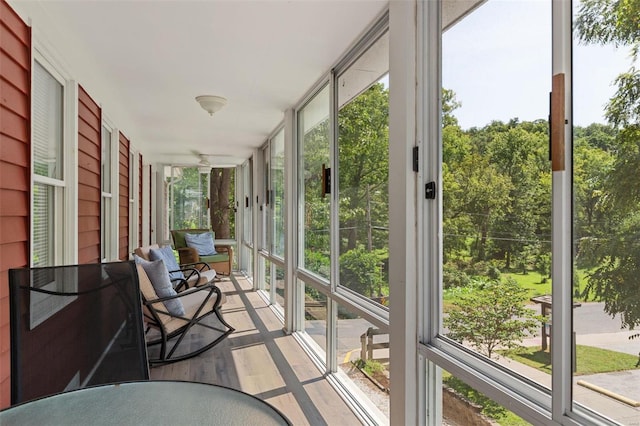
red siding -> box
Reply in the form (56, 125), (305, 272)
(0, 0), (30, 408)
(77, 86), (101, 264)
(118, 133), (130, 260)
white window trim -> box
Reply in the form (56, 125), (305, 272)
(128, 148), (139, 251)
(415, 1), (624, 425)
(100, 118), (118, 262)
(31, 46), (78, 267)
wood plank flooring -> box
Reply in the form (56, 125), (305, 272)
(150, 274), (362, 426)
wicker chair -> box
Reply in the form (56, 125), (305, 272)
(170, 229), (233, 275)
(134, 244), (216, 290)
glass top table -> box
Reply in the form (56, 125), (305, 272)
(1, 381), (291, 425)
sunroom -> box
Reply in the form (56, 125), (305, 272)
(1, 0), (639, 425)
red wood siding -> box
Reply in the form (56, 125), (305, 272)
(77, 86), (101, 264)
(118, 132), (130, 260)
(138, 154), (142, 246)
(0, 0), (30, 409)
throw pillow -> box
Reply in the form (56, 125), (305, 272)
(137, 259), (185, 316)
(149, 246), (185, 281)
(185, 232), (217, 256)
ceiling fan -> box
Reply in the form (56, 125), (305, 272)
(198, 154), (212, 166)
(193, 152), (245, 168)
(197, 154), (213, 174)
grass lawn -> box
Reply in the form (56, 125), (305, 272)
(442, 373), (529, 426)
(502, 269), (595, 302)
(501, 345), (640, 376)
(456, 344), (640, 424)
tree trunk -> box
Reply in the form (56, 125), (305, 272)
(210, 168), (232, 239)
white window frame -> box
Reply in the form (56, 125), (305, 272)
(31, 46), (78, 267)
(412, 1), (621, 425)
(290, 12), (391, 426)
(128, 149), (139, 251)
(100, 118), (118, 261)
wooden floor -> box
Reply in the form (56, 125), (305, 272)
(149, 274), (362, 426)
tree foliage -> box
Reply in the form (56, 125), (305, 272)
(210, 167), (234, 239)
(576, 0), (640, 330)
(445, 278), (542, 359)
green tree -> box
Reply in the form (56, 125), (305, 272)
(339, 245), (386, 298)
(301, 118), (331, 274)
(444, 153), (512, 261)
(338, 82), (389, 253)
(483, 123), (550, 270)
(576, 0), (640, 331)
(209, 167), (234, 239)
(171, 167), (208, 229)
(445, 277), (542, 359)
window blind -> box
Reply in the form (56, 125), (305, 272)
(33, 61), (63, 180)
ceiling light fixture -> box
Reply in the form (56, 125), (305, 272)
(195, 95), (227, 116)
(198, 165), (212, 174)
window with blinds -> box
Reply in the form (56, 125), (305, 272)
(32, 183), (54, 268)
(101, 125), (112, 260)
(33, 61), (63, 180)
(32, 60), (65, 267)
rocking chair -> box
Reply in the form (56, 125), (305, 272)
(136, 263), (234, 364)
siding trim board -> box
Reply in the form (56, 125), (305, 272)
(0, 0), (30, 409)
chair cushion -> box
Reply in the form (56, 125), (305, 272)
(135, 258), (185, 317)
(186, 269), (217, 287)
(185, 232), (218, 256)
(162, 288), (224, 335)
(133, 244), (160, 261)
(149, 246), (185, 281)
(172, 229), (214, 250)
(199, 253), (230, 264)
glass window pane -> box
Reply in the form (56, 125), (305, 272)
(271, 129), (285, 258)
(441, 0), (552, 387)
(210, 167), (235, 239)
(298, 85), (330, 279)
(303, 280), (327, 353)
(101, 196), (110, 260)
(33, 61), (63, 180)
(572, 0), (640, 421)
(275, 265), (285, 307)
(441, 368), (531, 425)
(170, 167), (210, 230)
(336, 302), (389, 420)
(337, 31), (389, 304)
(33, 183), (55, 267)
(101, 126), (111, 193)
(243, 161), (252, 243)
(262, 257), (271, 293)
(262, 147), (269, 250)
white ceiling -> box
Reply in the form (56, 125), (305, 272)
(9, 0), (481, 167)
(16, 0), (388, 166)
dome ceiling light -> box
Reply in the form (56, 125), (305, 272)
(195, 95), (227, 116)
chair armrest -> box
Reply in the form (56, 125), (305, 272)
(144, 282), (222, 318)
(169, 267), (203, 290)
(214, 245), (231, 254)
(180, 262), (211, 272)
(177, 247), (199, 264)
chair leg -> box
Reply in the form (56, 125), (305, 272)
(147, 291), (234, 365)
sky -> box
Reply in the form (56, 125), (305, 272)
(442, 0), (636, 130)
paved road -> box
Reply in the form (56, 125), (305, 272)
(305, 302), (640, 424)
(527, 301), (640, 356)
(306, 301), (640, 358)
